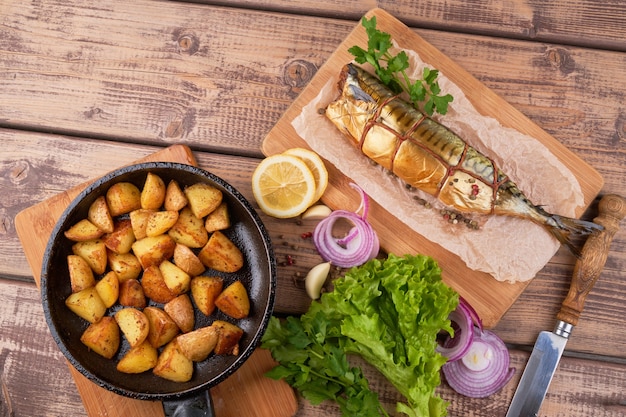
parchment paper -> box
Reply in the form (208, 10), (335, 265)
(292, 47), (584, 283)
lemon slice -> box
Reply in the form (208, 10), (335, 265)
(283, 148), (329, 202)
(252, 154), (317, 218)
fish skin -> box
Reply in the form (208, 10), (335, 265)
(324, 63), (602, 255)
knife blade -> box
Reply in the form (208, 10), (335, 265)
(505, 194), (626, 417)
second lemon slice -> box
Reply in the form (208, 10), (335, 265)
(252, 154), (317, 218)
(283, 147), (329, 202)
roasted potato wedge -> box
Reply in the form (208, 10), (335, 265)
(144, 306), (179, 348)
(204, 202), (230, 233)
(68, 254), (96, 293)
(118, 278), (146, 308)
(95, 271), (120, 308)
(64, 219), (104, 242)
(190, 276), (223, 316)
(177, 326), (219, 362)
(117, 340), (158, 374)
(106, 181), (142, 216)
(65, 287), (107, 323)
(72, 239), (107, 275)
(107, 251), (142, 282)
(88, 195), (114, 234)
(131, 234), (176, 269)
(215, 280), (250, 319)
(102, 219), (136, 255)
(164, 294), (194, 333)
(80, 316), (120, 359)
(129, 208), (155, 240)
(141, 265), (177, 304)
(115, 307), (150, 347)
(164, 180), (188, 212)
(198, 231), (244, 273)
(146, 210), (179, 237)
(184, 182), (222, 219)
(140, 172), (166, 210)
(173, 243), (205, 276)
(212, 320), (243, 356)
(153, 338), (193, 383)
(168, 207), (208, 248)
(159, 260), (191, 295)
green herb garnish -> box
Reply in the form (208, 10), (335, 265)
(262, 254), (459, 417)
(348, 17), (454, 116)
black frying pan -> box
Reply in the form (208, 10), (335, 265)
(41, 162), (276, 416)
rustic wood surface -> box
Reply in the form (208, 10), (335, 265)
(1, 0), (625, 416)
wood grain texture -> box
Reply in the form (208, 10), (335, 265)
(187, 0), (626, 51)
(0, 0), (625, 170)
(2, 278), (625, 416)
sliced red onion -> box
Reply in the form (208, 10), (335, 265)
(312, 183), (379, 268)
(437, 298), (482, 361)
(442, 328), (515, 398)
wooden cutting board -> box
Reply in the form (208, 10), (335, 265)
(14, 144), (298, 417)
(262, 8), (604, 328)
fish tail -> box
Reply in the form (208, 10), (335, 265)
(543, 211), (603, 257)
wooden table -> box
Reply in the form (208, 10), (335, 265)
(1, 1), (625, 416)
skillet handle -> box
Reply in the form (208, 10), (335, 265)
(162, 390), (215, 417)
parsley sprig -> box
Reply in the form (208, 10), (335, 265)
(348, 16), (453, 116)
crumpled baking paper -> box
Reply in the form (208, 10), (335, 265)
(291, 47), (583, 283)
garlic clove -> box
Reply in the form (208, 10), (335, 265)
(301, 204), (332, 220)
(304, 261), (332, 300)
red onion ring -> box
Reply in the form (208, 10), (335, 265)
(437, 298), (482, 361)
(312, 183), (379, 268)
(442, 327), (515, 398)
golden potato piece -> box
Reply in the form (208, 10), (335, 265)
(190, 276), (223, 316)
(198, 231), (244, 273)
(64, 219), (104, 242)
(129, 208), (155, 240)
(184, 182), (223, 219)
(72, 239), (108, 275)
(177, 326), (219, 362)
(141, 265), (177, 304)
(95, 271), (120, 308)
(159, 260), (191, 296)
(164, 294), (195, 334)
(215, 280), (250, 319)
(88, 195), (114, 234)
(168, 207), (208, 248)
(153, 339), (193, 383)
(204, 202), (230, 233)
(141, 172), (166, 210)
(65, 287), (107, 323)
(115, 307), (150, 348)
(173, 243), (205, 276)
(212, 320), (243, 356)
(146, 210), (179, 237)
(118, 279), (146, 308)
(68, 254), (96, 293)
(144, 306), (179, 348)
(117, 340), (158, 374)
(106, 182), (142, 216)
(131, 235), (176, 269)
(164, 180), (188, 212)
(102, 219), (136, 255)
(107, 251), (142, 283)
(80, 316), (120, 359)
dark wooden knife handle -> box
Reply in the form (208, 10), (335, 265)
(556, 194), (626, 326)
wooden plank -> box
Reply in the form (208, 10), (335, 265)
(2, 277), (625, 417)
(0, 0), (625, 164)
(262, 8), (603, 328)
(185, 0), (626, 52)
(13, 144), (298, 417)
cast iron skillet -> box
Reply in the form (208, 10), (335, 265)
(41, 162), (277, 416)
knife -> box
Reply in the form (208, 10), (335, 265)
(505, 194), (626, 417)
